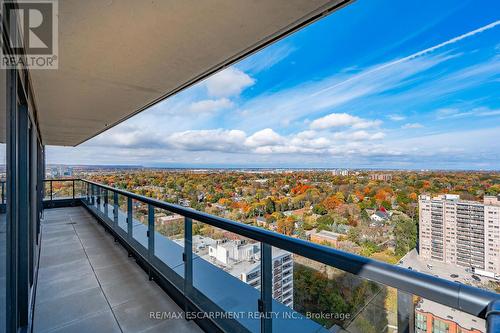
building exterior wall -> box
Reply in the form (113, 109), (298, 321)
(419, 195), (500, 276)
(484, 201), (500, 274)
(310, 231), (339, 247)
(415, 311), (482, 333)
(419, 195), (433, 261)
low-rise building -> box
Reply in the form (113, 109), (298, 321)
(157, 213), (184, 226)
(310, 230), (342, 247)
(415, 298), (484, 333)
(370, 173), (393, 182)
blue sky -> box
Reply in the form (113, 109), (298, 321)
(48, 0), (500, 170)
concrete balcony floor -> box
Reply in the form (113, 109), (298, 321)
(34, 207), (202, 333)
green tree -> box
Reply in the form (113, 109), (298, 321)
(265, 197), (275, 214)
(393, 216), (417, 257)
(313, 204), (328, 215)
(316, 215), (335, 226)
(347, 228), (361, 244)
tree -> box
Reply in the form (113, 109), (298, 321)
(360, 241), (379, 257)
(380, 200), (392, 210)
(322, 195), (343, 211)
(317, 214), (335, 227)
(393, 216), (417, 257)
(312, 204), (327, 215)
(277, 217), (295, 235)
(265, 197), (275, 214)
(347, 228), (361, 244)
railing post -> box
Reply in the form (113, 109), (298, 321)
(96, 186), (101, 207)
(260, 243), (272, 333)
(184, 217), (193, 314)
(72, 179), (75, 199)
(127, 197), (133, 240)
(104, 189), (108, 217)
(148, 204), (155, 280)
(1, 181), (4, 204)
(397, 290), (414, 333)
(50, 180), (53, 202)
(113, 191), (118, 226)
(487, 300), (500, 333)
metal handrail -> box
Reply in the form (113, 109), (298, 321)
(44, 178), (500, 323)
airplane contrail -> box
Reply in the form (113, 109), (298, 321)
(313, 20), (500, 96)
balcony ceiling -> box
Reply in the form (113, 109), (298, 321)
(28, 0), (351, 146)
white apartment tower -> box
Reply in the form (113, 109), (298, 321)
(205, 239), (294, 308)
(419, 194), (500, 277)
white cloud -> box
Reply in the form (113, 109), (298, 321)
(187, 98), (233, 114)
(245, 128), (284, 147)
(333, 130), (385, 141)
(436, 107), (500, 119)
(89, 125), (166, 148)
(310, 113), (382, 130)
(310, 113), (359, 129)
(205, 67), (255, 97)
(167, 129), (246, 152)
(402, 123), (424, 129)
(295, 130), (317, 139)
(369, 132), (386, 140)
(388, 114), (406, 121)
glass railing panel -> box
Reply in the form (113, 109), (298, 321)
(151, 207), (185, 290)
(92, 185), (99, 209)
(188, 220), (260, 333)
(116, 194), (128, 232)
(153, 208), (184, 270)
(74, 180), (86, 199)
(44, 181), (51, 200)
(50, 180), (74, 199)
(131, 198), (148, 249)
(105, 189), (114, 221)
(274, 253), (397, 333)
(97, 187), (105, 213)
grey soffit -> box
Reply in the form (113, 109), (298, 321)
(29, 0), (352, 146)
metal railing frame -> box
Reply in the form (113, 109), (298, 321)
(42, 178), (500, 333)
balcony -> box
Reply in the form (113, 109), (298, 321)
(3, 1), (499, 332)
(36, 179), (500, 333)
(34, 207), (201, 333)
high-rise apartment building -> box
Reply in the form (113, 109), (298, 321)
(419, 194), (500, 277)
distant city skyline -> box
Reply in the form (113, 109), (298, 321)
(47, 0), (500, 169)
